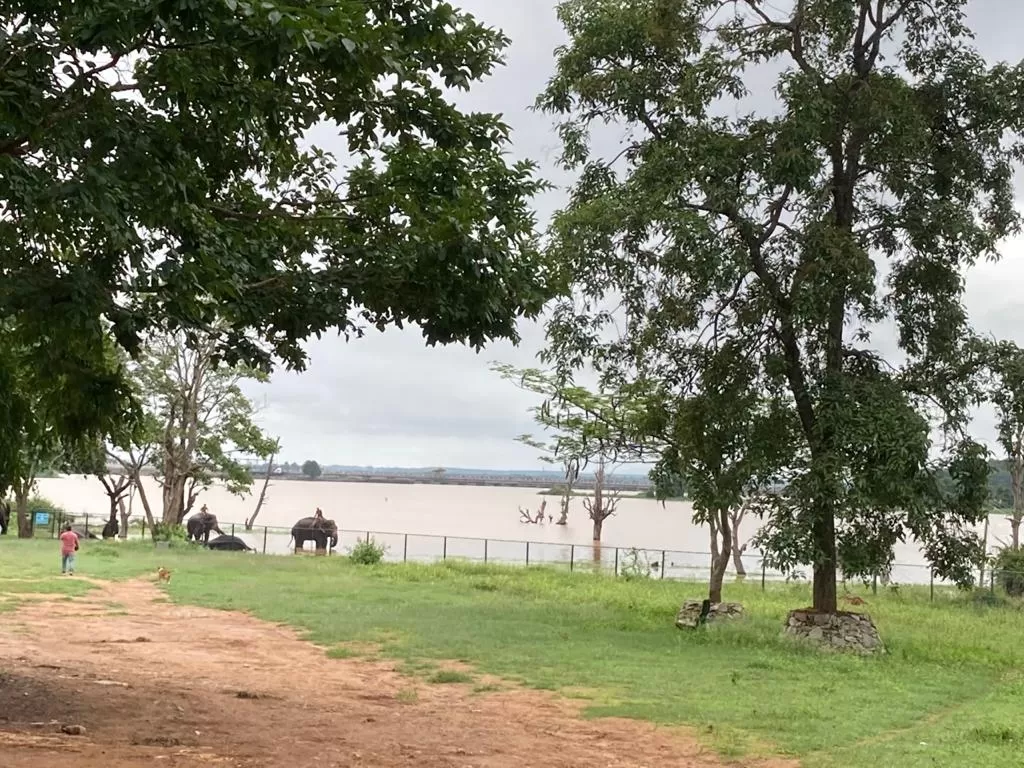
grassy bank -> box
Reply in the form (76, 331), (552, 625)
(0, 539), (1021, 767)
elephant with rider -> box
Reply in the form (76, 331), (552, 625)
(291, 508), (338, 553)
(186, 505), (224, 543)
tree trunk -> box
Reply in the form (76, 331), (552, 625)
(118, 497), (130, 540)
(132, 476), (157, 533)
(732, 540), (747, 579)
(15, 487), (30, 539)
(162, 473), (188, 525)
(592, 515), (604, 543)
(1012, 457), (1024, 549)
(811, 501), (838, 613)
(708, 508), (732, 604)
(246, 456), (274, 530)
(556, 495), (570, 525)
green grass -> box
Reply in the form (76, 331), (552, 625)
(428, 670), (474, 684)
(1, 538), (1022, 766)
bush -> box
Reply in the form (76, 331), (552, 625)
(995, 547), (1024, 597)
(349, 536), (387, 565)
(150, 522), (188, 543)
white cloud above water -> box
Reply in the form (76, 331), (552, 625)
(248, 0), (1024, 469)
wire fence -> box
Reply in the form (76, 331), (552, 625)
(33, 510), (1007, 601)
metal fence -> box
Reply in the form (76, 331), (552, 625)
(34, 510), (995, 600)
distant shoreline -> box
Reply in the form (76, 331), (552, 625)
(97, 468), (654, 494)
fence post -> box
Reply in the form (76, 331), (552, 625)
(761, 562), (766, 591)
(570, 544), (575, 572)
(930, 571), (934, 602)
(84, 514), (89, 537)
(141, 519), (146, 540)
(872, 573), (878, 595)
(443, 536), (447, 561)
(366, 531), (370, 543)
(403, 534), (408, 563)
(262, 526), (268, 555)
(525, 541), (530, 566)
(991, 569), (995, 594)
(614, 547), (619, 576)
(661, 550), (666, 579)
(484, 539), (488, 564)
(231, 523), (236, 536)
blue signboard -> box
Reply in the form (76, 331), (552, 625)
(33, 511), (50, 526)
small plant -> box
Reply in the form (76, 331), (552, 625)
(619, 548), (652, 580)
(348, 536), (387, 565)
(994, 547), (1024, 597)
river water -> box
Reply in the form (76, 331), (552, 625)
(34, 475), (1005, 586)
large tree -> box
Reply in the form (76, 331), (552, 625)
(539, 0), (1011, 613)
(0, 0), (551, 478)
(980, 340), (1024, 549)
(130, 330), (279, 525)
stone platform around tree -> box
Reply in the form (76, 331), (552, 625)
(784, 608), (885, 654)
(675, 600), (744, 629)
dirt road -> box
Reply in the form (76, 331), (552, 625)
(0, 579), (782, 767)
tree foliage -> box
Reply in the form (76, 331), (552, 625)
(301, 460), (322, 480)
(0, 0), (552, 468)
(538, 0), (1016, 611)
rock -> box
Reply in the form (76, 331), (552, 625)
(61, 724), (86, 735)
(782, 609), (885, 655)
(675, 600), (745, 629)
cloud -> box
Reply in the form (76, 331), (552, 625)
(251, 0), (1024, 469)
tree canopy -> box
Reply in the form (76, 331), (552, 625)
(0, 0), (552, 471)
(538, 0), (1019, 611)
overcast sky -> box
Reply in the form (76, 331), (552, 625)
(248, 0), (1024, 470)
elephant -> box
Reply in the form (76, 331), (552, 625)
(101, 517), (119, 539)
(186, 508), (224, 543)
(291, 515), (338, 553)
(0, 500), (9, 535)
(205, 535), (253, 552)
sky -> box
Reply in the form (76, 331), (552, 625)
(247, 0), (1024, 470)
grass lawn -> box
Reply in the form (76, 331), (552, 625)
(1, 538), (1021, 766)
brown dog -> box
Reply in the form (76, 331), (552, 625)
(157, 567), (172, 583)
(842, 595), (866, 606)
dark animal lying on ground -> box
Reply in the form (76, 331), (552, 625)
(205, 535), (253, 552)
(70, 525), (100, 540)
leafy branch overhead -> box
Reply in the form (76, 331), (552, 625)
(0, 0), (553, 455)
(539, 0), (1020, 611)
(493, 363), (653, 468)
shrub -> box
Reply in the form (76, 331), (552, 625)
(150, 522), (188, 543)
(994, 547), (1024, 597)
(349, 536), (387, 565)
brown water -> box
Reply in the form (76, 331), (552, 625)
(35, 475), (1002, 586)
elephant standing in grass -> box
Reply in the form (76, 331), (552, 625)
(291, 513), (338, 554)
(187, 506), (224, 543)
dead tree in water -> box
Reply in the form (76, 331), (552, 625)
(519, 499), (548, 524)
(583, 461), (618, 543)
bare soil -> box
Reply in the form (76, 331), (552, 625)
(0, 579), (789, 767)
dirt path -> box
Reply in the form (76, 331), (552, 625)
(0, 579), (785, 767)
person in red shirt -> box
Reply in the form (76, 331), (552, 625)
(59, 523), (79, 575)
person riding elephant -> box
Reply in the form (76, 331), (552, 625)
(291, 510), (338, 553)
(186, 505), (224, 544)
